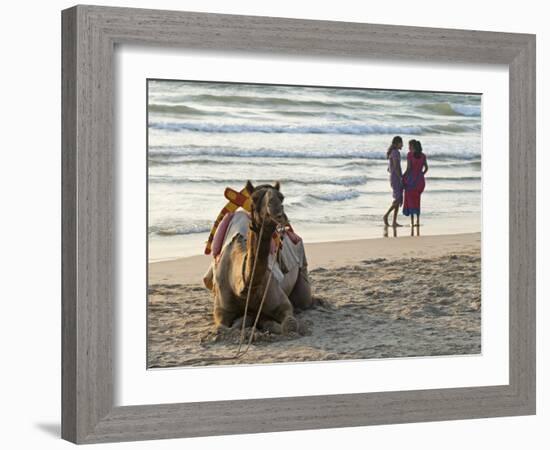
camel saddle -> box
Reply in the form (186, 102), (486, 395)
(203, 210), (305, 289)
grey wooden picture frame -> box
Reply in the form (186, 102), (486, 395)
(61, 4), (536, 444)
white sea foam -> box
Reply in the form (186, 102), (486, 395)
(148, 146), (481, 161)
(149, 121), (426, 135)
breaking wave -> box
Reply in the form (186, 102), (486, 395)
(149, 121), (425, 135)
(148, 146), (481, 161)
(417, 102), (481, 117)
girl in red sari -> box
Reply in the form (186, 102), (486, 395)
(403, 140), (428, 228)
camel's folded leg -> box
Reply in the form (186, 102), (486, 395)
(258, 319), (282, 334)
(213, 285), (239, 329)
(261, 279), (298, 335)
(289, 266), (314, 311)
(231, 315), (254, 330)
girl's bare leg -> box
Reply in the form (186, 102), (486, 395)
(392, 203), (402, 227)
(383, 204), (393, 226)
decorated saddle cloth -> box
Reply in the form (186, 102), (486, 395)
(209, 210), (305, 285)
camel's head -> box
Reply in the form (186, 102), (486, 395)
(246, 180), (288, 228)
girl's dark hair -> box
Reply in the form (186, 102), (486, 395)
(413, 140), (423, 159)
(386, 136), (403, 158)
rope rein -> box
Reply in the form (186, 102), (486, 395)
(237, 218), (265, 354)
(237, 223), (282, 358)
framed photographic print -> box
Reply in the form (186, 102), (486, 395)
(62, 5), (536, 444)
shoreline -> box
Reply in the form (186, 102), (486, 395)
(148, 216), (481, 263)
(149, 231), (481, 285)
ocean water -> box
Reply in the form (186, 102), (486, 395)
(147, 80), (481, 261)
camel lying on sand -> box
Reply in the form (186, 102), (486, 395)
(203, 181), (315, 334)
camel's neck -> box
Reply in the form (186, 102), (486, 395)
(244, 221), (275, 291)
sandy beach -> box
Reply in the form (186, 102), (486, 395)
(148, 232), (481, 368)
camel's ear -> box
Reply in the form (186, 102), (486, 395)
(273, 181), (281, 191)
(245, 180), (255, 194)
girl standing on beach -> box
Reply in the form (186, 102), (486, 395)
(403, 139), (428, 228)
(383, 136), (404, 227)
